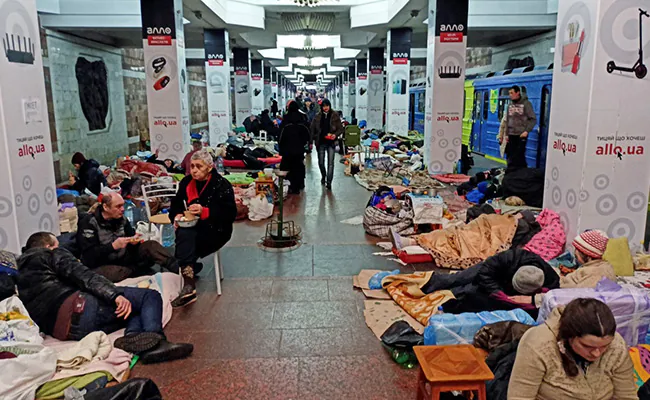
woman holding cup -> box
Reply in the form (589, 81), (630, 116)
(169, 149), (237, 307)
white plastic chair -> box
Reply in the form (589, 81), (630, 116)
(141, 181), (178, 244)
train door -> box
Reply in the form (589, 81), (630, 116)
(537, 85), (552, 168)
(409, 92), (416, 130)
(471, 90), (488, 153)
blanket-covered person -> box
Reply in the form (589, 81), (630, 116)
(561, 230), (616, 288)
(16, 232), (193, 364)
(77, 192), (180, 282)
(169, 149), (237, 307)
(420, 248), (560, 316)
(69, 152), (107, 196)
(508, 298), (637, 400)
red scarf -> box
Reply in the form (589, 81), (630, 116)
(186, 174), (212, 204)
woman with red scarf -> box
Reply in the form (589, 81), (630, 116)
(169, 149), (237, 307)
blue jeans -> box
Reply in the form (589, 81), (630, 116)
(317, 145), (335, 185)
(421, 265), (481, 294)
(68, 287), (163, 340)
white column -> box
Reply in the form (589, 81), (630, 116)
(386, 28), (412, 135)
(141, 0), (191, 161)
(544, 0), (650, 244)
(424, 0), (469, 173)
(204, 29), (231, 145)
(355, 58), (368, 123)
(0, 0), (59, 252)
(342, 71), (350, 119)
(263, 64), (272, 112)
(233, 48), (251, 126)
(367, 48), (385, 130)
(349, 65), (356, 121)
(271, 71), (279, 103)
(250, 59), (264, 116)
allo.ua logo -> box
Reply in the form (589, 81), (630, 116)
(146, 27), (172, 46)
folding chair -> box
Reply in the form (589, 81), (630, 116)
(141, 181), (178, 244)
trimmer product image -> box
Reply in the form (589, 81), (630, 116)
(254, 88), (262, 96)
(607, 8), (649, 79)
(152, 57), (166, 78)
(237, 84), (248, 94)
(153, 76), (170, 91)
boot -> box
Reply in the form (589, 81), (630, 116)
(114, 332), (164, 354)
(139, 339), (194, 364)
(171, 266), (197, 308)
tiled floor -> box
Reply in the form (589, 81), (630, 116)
(132, 154), (420, 399)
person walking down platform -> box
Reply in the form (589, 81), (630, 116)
(311, 98), (344, 190)
(279, 101), (310, 194)
(169, 149), (237, 307)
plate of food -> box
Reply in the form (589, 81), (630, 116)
(177, 211), (198, 228)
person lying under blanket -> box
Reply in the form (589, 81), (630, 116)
(16, 232), (193, 364)
(418, 247), (560, 318)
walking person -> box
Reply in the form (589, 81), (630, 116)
(501, 85), (536, 169)
(279, 101), (310, 194)
(311, 99), (343, 190)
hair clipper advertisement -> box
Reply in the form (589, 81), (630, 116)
(154, 76), (170, 91)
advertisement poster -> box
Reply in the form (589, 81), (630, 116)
(356, 59), (368, 123)
(342, 71), (350, 119)
(544, 0), (650, 244)
(250, 60), (264, 116)
(348, 65), (356, 119)
(386, 28), (412, 134)
(367, 48), (384, 130)
(0, 0), (59, 252)
(141, 0), (189, 161)
(271, 71), (278, 103)
(233, 48), (251, 126)
(263, 65), (272, 111)
(279, 76), (286, 111)
(425, 0), (469, 173)
(204, 29), (230, 145)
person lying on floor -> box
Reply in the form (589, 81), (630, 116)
(77, 191), (181, 282)
(561, 229), (616, 288)
(16, 232), (193, 364)
(168, 149), (237, 307)
(508, 298), (637, 400)
(419, 248), (560, 316)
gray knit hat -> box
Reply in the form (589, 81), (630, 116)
(512, 265), (544, 295)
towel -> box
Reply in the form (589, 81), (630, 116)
(56, 332), (112, 371)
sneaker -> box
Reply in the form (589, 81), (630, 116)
(171, 284), (197, 308)
(389, 227), (403, 251)
(139, 340), (194, 364)
(114, 332), (164, 354)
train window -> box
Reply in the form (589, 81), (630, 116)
(541, 87), (551, 128)
(498, 88), (509, 120)
(482, 91), (489, 120)
(417, 92), (425, 113)
(473, 92), (481, 120)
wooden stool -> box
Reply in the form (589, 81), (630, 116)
(413, 344), (494, 400)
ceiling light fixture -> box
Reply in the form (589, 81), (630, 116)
(289, 0), (339, 6)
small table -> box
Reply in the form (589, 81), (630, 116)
(413, 344), (494, 400)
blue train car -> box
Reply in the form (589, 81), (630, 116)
(409, 80), (426, 133)
(470, 65), (553, 169)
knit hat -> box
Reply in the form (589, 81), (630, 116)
(71, 152), (86, 165)
(572, 229), (609, 259)
(512, 265), (544, 295)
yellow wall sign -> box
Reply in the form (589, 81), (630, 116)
(489, 89), (498, 114)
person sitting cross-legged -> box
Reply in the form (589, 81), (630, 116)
(16, 232), (193, 364)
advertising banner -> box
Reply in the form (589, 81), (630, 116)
(250, 59), (264, 116)
(204, 29), (230, 145)
(348, 65), (356, 118)
(367, 48), (384, 130)
(233, 48), (251, 126)
(0, 0), (59, 252)
(355, 59), (368, 123)
(342, 71), (350, 119)
(141, 0), (190, 161)
(544, 0), (650, 244)
(271, 71), (278, 102)
(425, 0), (469, 173)
(386, 28), (412, 134)
(263, 65), (272, 111)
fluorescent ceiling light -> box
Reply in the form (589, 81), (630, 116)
(258, 48), (285, 59)
(334, 48), (360, 59)
(327, 66), (345, 72)
(277, 65), (293, 72)
(277, 34), (341, 49)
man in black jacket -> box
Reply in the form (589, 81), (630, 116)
(279, 101), (310, 194)
(78, 192), (179, 281)
(421, 248), (560, 316)
(69, 152), (107, 196)
(16, 232), (193, 364)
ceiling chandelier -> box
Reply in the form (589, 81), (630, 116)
(291, 0), (337, 6)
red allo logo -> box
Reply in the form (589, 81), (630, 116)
(154, 119), (177, 127)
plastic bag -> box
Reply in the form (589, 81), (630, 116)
(368, 269), (400, 290)
(381, 321), (424, 348)
(82, 378), (162, 400)
(245, 194), (274, 221)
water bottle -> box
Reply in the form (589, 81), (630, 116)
(124, 200), (135, 226)
(161, 209), (175, 247)
(139, 201), (149, 223)
(216, 155), (225, 174)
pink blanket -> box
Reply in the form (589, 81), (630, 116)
(523, 209), (566, 261)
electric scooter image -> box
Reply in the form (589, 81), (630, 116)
(607, 8), (649, 79)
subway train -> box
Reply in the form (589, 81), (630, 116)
(409, 64), (554, 169)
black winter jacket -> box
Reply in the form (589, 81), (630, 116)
(475, 248), (560, 296)
(16, 247), (119, 335)
(279, 111), (310, 156)
(77, 208), (136, 269)
(310, 110), (344, 147)
(72, 159), (107, 196)
(169, 169), (237, 257)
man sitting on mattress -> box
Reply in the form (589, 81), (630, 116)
(419, 247), (561, 317)
(16, 232), (193, 364)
